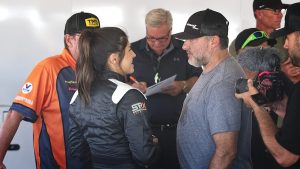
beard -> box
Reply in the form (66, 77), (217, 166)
(290, 54), (300, 67)
(290, 32), (300, 67)
(188, 56), (207, 68)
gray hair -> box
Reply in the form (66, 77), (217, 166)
(237, 47), (281, 72)
(145, 8), (173, 28)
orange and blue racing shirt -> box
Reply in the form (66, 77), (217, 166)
(11, 49), (84, 169)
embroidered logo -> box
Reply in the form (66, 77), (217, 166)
(173, 57), (180, 62)
(131, 102), (147, 115)
(22, 82), (33, 94)
(186, 23), (199, 30)
(85, 18), (100, 27)
(65, 80), (77, 92)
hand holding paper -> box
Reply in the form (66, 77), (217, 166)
(161, 80), (185, 96)
(145, 75), (176, 96)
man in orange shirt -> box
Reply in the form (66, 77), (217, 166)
(0, 12), (100, 169)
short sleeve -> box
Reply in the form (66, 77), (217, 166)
(11, 62), (52, 122)
(207, 82), (242, 135)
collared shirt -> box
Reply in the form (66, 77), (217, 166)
(131, 37), (202, 124)
(11, 49), (85, 169)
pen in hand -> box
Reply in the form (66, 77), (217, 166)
(129, 76), (147, 93)
(129, 76), (139, 84)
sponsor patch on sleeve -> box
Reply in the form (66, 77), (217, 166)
(131, 102), (147, 115)
(22, 82), (33, 94)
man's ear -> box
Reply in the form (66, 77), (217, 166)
(210, 36), (220, 47)
(64, 34), (73, 48)
(255, 10), (262, 19)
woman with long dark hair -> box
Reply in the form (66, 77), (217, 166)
(68, 27), (157, 169)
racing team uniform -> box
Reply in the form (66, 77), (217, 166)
(68, 71), (158, 169)
(11, 49), (86, 169)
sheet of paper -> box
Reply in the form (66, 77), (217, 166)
(145, 75), (176, 96)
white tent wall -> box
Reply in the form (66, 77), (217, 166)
(0, 0), (296, 168)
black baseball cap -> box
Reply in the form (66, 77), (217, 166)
(174, 9), (229, 40)
(271, 3), (300, 38)
(64, 11), (100, 35)
(253, 0), (289, 11)
(235, 28), (270, 52)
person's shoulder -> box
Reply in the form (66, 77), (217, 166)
(38, 53), (62, 66)
(34, 53), (67, 73)
(218, 57), (245, 81)
(109, 79), (146, 104)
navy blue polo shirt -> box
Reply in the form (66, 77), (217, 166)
(131, 37), (202, 124)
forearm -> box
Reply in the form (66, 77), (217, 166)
(0, 110), (23, 163)
(209, 150), (236, 169)
(209, 132), (238, 169)
(252, 104), (299, 167)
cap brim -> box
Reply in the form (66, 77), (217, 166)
(270, 28), (289, 39)
(248, 38), (269, 47)
(173, 32), (201, 40)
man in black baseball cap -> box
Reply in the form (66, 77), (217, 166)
(271, 3), (300, 41)
(64, 11), (100, 35)
(229, 0), (289, 60)
(253, 0), (289, 11)
(253, 0), (288, 36)
(64, 12), (100, 60)
(237, 3), (300, 169)
(0, 11), (100, 169)
(175, 9), (252, 169)
(174, 9), (229, 40)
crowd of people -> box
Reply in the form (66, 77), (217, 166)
(0, 0), (300, 169)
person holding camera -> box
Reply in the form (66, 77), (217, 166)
(237, 46), (290, 169)
(236, 47), (288, 169)
(236, 3), (300, 168)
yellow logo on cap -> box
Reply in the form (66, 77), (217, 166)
(85, 17), (100, 27)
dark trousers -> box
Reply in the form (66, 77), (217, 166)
(148, 126), (181, 169)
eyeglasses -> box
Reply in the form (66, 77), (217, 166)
(241, 31), (269, 49)
(263, 8), (284, 15)
(146, 30), (171, 43)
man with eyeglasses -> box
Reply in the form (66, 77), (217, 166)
(229, 0), (289, 59)
(131, 8), (202, 169)
(236, 3), (300, 168)
(252, 0), (300, 85)
(0, 12), (100, 169)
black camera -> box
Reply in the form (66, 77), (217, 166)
(235, 71), (285, 105)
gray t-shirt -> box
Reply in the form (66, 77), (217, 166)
(177, 57), (252, 169)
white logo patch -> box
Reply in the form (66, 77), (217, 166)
(131, 102), (147, 115)
(22, 82), (33, 94)
(186, 23), (199, 30)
